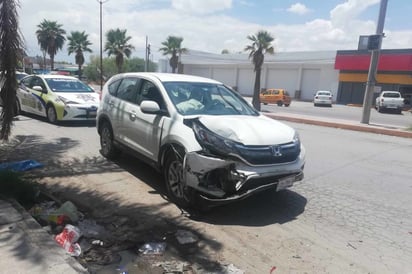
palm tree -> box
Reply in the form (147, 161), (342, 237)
(104, 28), (134, 73)
(159, 36), (187, 73)
(35, 19), (66, 70)
(0, 0), (23, 140)
(244, 30), (275, 111)
(67, 31), (92, 79)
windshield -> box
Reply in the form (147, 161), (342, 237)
(163, 82), (258, 116)
(45, 78), (93, 93)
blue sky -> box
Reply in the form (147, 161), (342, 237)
(19, 0), (412, 63)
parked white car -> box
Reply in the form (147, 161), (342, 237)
(17, 74), (99, 123)
(375, 91), (404, 114)
(313, 90), (333, 107)
(97, 73), (305, 209)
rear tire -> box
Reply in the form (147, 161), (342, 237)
(100, 122), (120, 159)
(14, 100), (21, 116)
(284, 103), (290, 107)
(164, 149), (196, 208)
(377, 105), (382, 113)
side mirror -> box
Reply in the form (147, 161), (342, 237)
(32, 86), (44, 92)
(140, 100), (166, 115)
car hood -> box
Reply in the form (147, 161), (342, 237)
(55, 92), (99, 105)
(198, 115), (295, 145)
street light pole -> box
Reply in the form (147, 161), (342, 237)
(97, 0), (109, 91)
(361, 0), (388, 124)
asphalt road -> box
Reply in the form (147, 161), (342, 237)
(261, 100), (412, 129)
(4, 114), (412, 273)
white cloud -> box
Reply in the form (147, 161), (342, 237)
(287, 3), (311, 15)
(17, 0), (411, 65)
(330, 0), (380, 28)
(171, 0), (232, 14)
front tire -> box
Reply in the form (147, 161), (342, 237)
(277, 101), (283, 107)
(46, 105), (57, 123)
(100, 122), (120, 159)
(164, 149), (196, 208)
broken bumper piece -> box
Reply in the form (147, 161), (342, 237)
(184, 151), (305, 203)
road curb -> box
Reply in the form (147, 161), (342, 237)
(264, 113), (412, 139)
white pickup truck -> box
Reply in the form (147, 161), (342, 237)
(375, 91), (404, 114)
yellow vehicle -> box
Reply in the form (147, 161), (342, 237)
(260, 88), (292, 107)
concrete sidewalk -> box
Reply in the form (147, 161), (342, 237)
(0, 199), (87, 274)
(264, 111), (412, 139)
(0, 111), (411, 274)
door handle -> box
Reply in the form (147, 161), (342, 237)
(129, 111), (136, 121)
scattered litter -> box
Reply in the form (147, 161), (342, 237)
(223, 263), (244, 274)
(82, 248), (121, 265)
(55, 224), (82, 256)
(77, 219), (107, 238)
(52, 201), (79, 223)
(175, 229), (198, 244)
(116, 266), (128, 274)
(0, 159), (43, 171)
(292, 255), (301, 259)
(138, 242), (167, 255)
(152, 261), (189, 273)
(270, 266), (277, 273)
(347, 242), (357, 249)
(92, 240), (104, 246)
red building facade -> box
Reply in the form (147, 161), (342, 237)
(334, 49), (412, 105)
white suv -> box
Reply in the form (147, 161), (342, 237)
(97, 73), (305, 208)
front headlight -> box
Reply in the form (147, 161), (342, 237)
(192, 120), (237, 155)
(293, 131), (300, 146)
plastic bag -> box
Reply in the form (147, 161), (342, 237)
(0, 160), (43, 171)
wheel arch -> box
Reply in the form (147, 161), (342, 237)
(159, 142), (186, 171)
(96, 114), (113, 135)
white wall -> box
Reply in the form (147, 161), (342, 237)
(301, 69), (320, 100)
(266, 69), (299, 97)
(177, 58), (338, 101)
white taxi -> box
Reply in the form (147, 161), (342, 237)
(17, 74), (99, 123)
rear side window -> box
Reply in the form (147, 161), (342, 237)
(108, 79), (121, 96)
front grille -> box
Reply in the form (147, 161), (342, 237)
(234, 141), (300, 165)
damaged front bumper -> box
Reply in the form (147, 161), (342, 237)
(183, 150), (305, 203)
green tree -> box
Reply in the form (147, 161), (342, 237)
(244, 30), (275, 111)
(159, 36), (187, 73)
(35, 19), (66, 70)
(0, 0), (23, 140)
(67, 31), (92, 79)
(104, 28), (134, 73)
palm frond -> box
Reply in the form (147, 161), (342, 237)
(0, 0), (24, 140)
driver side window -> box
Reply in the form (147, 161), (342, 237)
(30, 77), (46, 92)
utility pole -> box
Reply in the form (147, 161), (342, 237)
(361, 0), (388, 124)
(144, 35), (149, 72)
(145, 36), (151, 72)
(97, 0), (109, 91)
